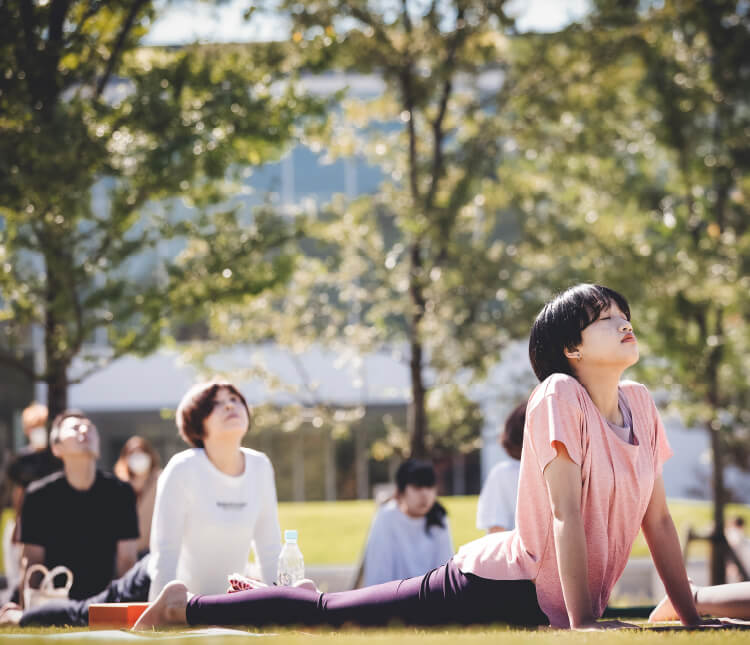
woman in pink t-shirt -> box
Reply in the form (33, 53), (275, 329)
(135, 284), (706, 631)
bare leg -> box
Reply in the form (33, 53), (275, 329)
(650, 582), (750, 622)
(694, 582), (750, 619)
(133, 581), (191, 631)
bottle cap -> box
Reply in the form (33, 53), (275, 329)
(284, 529), (298, 542)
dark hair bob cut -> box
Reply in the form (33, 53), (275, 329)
(176, 380), (250, 448)
(395, 459), (437, 492)
(395, 459), (446, 533)
(501, 401), (526, 461)
(528, 284), (631, 383)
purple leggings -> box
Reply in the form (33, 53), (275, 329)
(186, 559), (548, 628)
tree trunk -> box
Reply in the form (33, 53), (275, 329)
(292, 431), (305, 502)
(706, 310), (726, 585)
(43, 237), (75, 423)
(355, 424), (369, 499)
(408, 342), (427, 458)
(45, 366), (69, 424)
(408, 242), (428, 459)
(44, 304), (69, 423)
(709, 418), (727, 585)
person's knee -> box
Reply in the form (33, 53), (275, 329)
(19, 601), (85, 627)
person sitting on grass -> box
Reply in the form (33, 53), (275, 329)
(10, 411), (139, 605)
(147, 380), (282, 599)
(0, 380), (283, 627)
(476, 401), (526, 534)
(113, 435), (162, 558)
(362, 459), (453, 586)
(135, 284), (716, 631)
(3, 402), (62, 602)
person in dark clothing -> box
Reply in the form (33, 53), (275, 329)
(3, 403), (62, 596)
(0, 555), (152, 627)
(0, 410), (139, 622)
(6, 401), (62, 487)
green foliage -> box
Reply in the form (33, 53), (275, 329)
(200, 0), (535, 458)
(505, 0), (750, 456)
(0, 1), (323, 417)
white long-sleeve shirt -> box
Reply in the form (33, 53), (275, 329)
(475, 459), (520, 531)
(148, 447), (281, 599)
(362, 500), (454, 586)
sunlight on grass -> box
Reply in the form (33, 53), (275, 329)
(276, 497), (750, 564)
(275, 496), (484, 565)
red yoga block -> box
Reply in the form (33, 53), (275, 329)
(88, 602), (150, 628)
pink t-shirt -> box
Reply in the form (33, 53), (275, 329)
(453, 374), (672, 627)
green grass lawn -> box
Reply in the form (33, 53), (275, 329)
(277, 496), (750, 564)
(2, 623), (750, 644)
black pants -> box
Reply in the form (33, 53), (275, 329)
(187, 559), (548, 628)
(20, 555), (151, 627)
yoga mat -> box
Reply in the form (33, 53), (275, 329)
(0, 627), (275, 640)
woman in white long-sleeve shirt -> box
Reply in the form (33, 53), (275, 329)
(147, 381), (281, 600)
(362, 460), (453, 587)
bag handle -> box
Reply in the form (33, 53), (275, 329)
(23, 563), (49, 591)
(43, 565), (74, 593)
(23, 563), (74, 593)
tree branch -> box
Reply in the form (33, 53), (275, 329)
(47, 0), (71, 49)
(401, 0), (412, 34)
(344, 2), (398, 57)
(400, 65), (420, 204)
(18, 0), (39, 104)
(424, 8), (466, 213)
(95, 0), (149, 99)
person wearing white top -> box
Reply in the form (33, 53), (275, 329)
(148, 381), (281, 600)
(362, 460), (454, 587)
(476, 401), (525, 533)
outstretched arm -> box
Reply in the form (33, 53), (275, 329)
(641, 476), (701, 626)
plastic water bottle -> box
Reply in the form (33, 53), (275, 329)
(277, 529), (305, 586)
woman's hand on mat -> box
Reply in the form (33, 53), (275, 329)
(0, 602), (22, 626)
(574, 619), (639, 630)
(650, 579), (703, 623)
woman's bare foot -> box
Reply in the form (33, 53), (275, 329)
(294, 578), (319, 593)
(650, 582), (699, 622)
(649, 595), (678, 622)
(133, 581), (191, 631)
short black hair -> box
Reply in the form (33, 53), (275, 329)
(501, 401), (526, 461)
(394, 459), (446, 533)
(528, 284), (631, 382)
(176, 381), (250, 448)
(395, 459), (436, 491)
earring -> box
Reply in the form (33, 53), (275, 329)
(577, 353), (582, 361)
